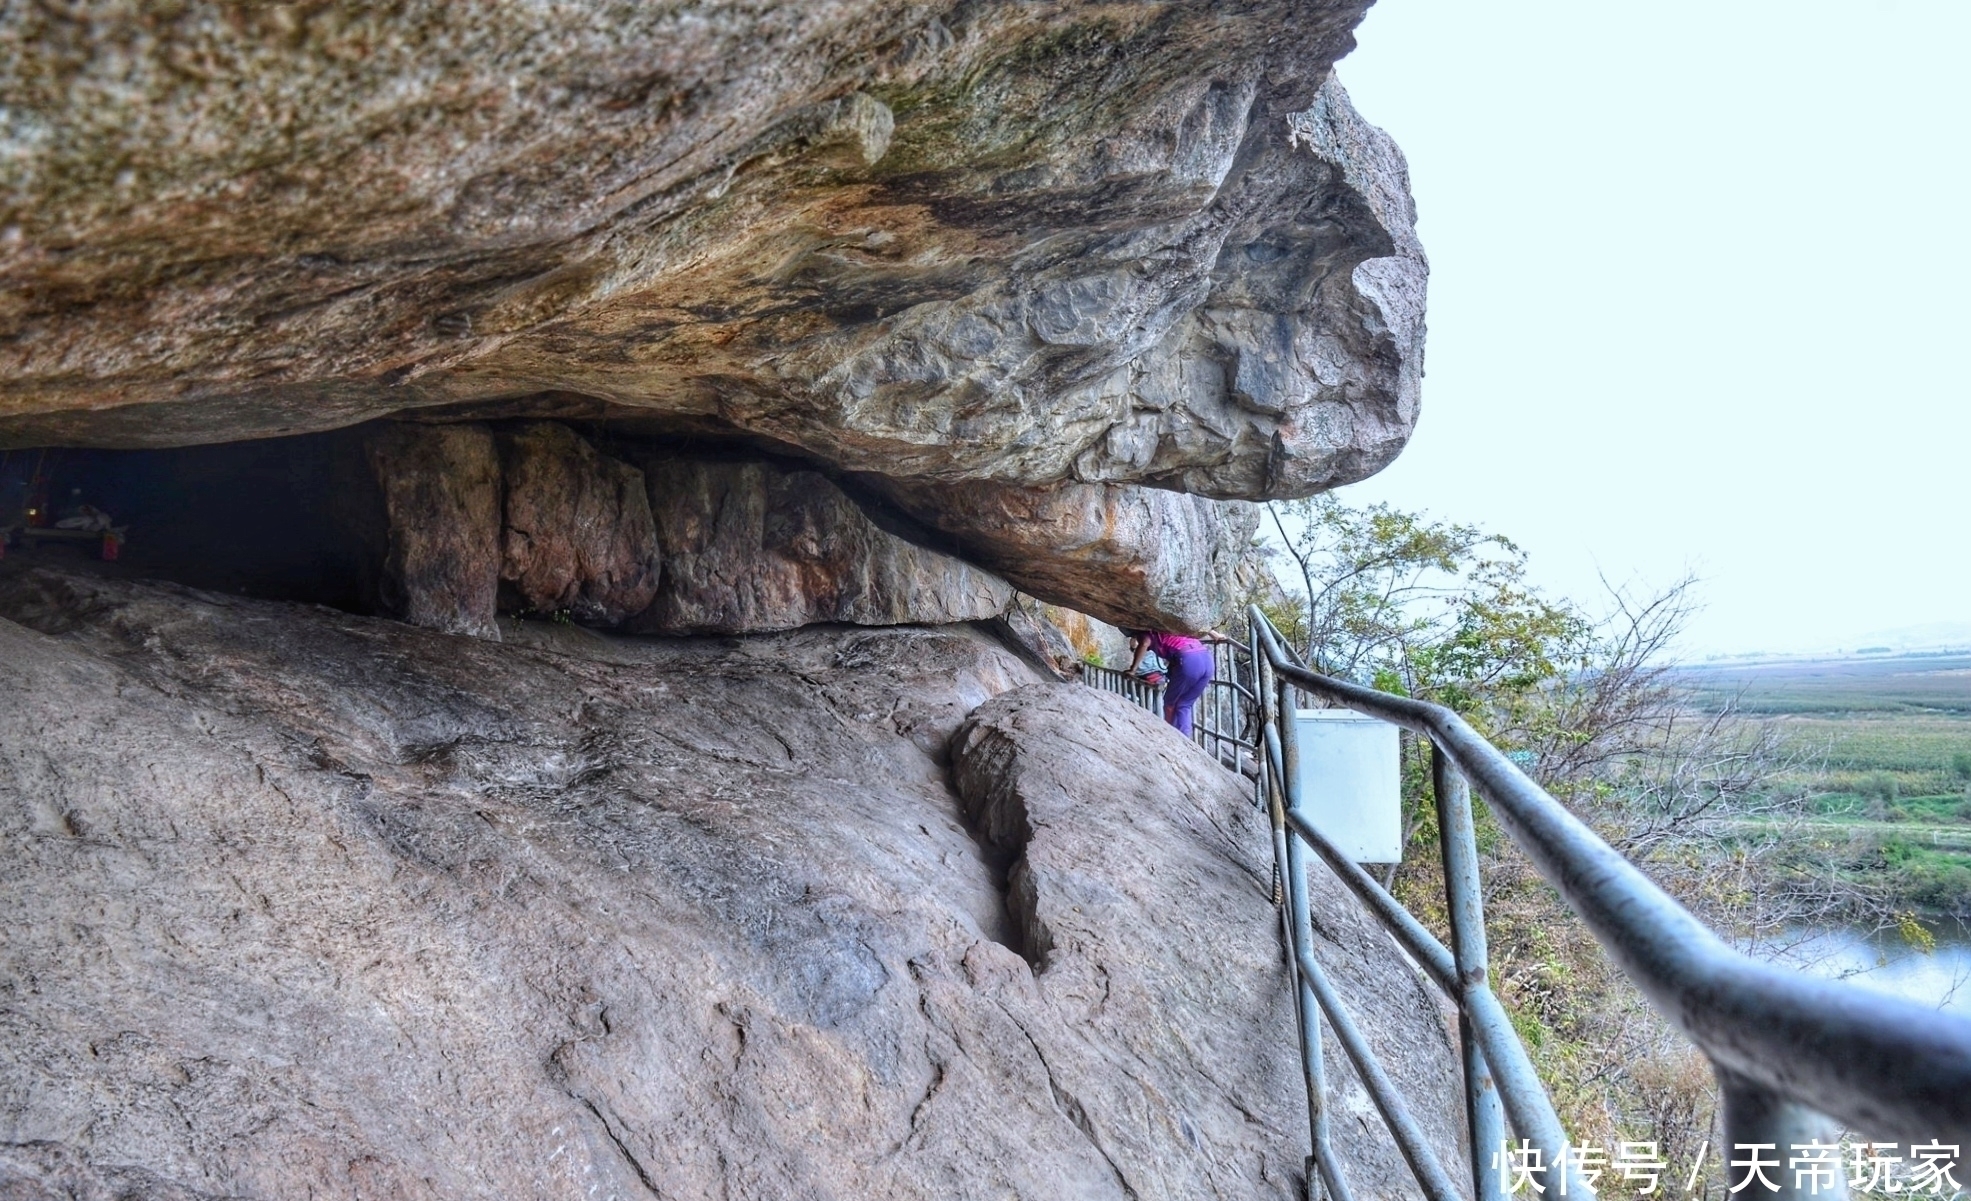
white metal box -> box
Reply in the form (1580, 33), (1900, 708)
(1292, 709), (1403, 863)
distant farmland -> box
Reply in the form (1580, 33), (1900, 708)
(1676, 652), (1971, 782)
(1676, 653), (1971, 917)
(1678, 653), (1971, 715)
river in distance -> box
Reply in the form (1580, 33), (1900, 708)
(1773, 919), (1971, 1019)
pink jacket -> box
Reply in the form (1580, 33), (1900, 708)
(1146, 632), (1206, 658)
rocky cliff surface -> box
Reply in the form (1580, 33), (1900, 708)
(0, 6), (1445, 1197)
(0, 0), (1423, 632)
(0, 569), (1465, 1199)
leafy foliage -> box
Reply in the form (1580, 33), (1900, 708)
(1253, 495), (1816, 1175)
(1264, 495), (1578, 710)
(1259, 495), (1798, 848)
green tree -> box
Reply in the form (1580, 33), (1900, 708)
(1254, 495), (1809, 1169)
(1256, 494), (1773, 835)
(1261, 493), (1587, 745)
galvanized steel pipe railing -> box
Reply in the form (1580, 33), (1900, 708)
(1247, 604), (1971, 1201)
(1082, 626), (1575, 1196)
(1257, 636), (1587, 1198)
(1081, 644), (1262, 793)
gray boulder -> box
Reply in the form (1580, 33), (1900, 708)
(0, 4), (1424, 629)
(0, 568), (1464, 1199)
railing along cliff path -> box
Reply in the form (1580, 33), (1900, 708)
(1080, 610), (1971, 1201)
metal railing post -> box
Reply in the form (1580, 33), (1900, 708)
(1281, 676), (1464, 1201)
(1248, 605), (1971, 1159)
(1434, 746), (1508, 1201)
(1290, 940), (1465, 1201)
(1273, 669), (1350, 1201)
(1718, 1073), (1848, 1200)
(1250, 626), (1266, 810)
(1255, 614), (1594, 1198)
(1084, 613), (1963, 1197)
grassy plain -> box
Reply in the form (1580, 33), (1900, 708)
(1683, 652), (1971, 715)
(1679, 654), (1971, 916)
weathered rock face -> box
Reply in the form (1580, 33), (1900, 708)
(365, 422), (503, 640)
(358, 420), (1015, 637)
(0, 11), (1444, 1194)
(881, 476), (1260, 631)
(0, 4), (1419, 494)
(985, 595), (1129, 679)
(0, 2), (1425, 636)
(990, 594), (1087, 679)
(949, 686), (1473, 1197)
(0, 568), (1465, 1199)
(497, 422), (662, 625)
(634, 454), (1012, 634)
(0, 4), (1423, 505)
(1034, 599), (1133, 668)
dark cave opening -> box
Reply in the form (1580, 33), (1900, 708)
(0, 428), (388, 613)
(0, 413), (980, 632)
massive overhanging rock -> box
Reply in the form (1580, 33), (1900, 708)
(0, 0), (1423, 638)
(0, 3), (1422, 490)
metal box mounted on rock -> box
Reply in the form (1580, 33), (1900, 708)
(1293, 710), (1402, 863)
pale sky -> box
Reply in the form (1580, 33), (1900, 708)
(1327, 0), (1970, 657)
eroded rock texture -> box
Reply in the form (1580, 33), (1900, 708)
(0, 569), (1465, 1199)
(358, 421), (1022, 637)
(365, 422), (503, 640)
(950, 686), (1472, 1197)
(882, 476), (1261, 631)
(990, 594), (1087, 679)
(0, 8), (1444, 1192)
(1033, 599), (1133, 668)
(635, 454), (1012, 634)
(497, 422), (662, 625)
(0, 1), (1423, 628)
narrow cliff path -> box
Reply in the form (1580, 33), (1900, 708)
(0, 568), (1464, 1200)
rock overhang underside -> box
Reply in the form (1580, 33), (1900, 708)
(0, 0), (1425, 632)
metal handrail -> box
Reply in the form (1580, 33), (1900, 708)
(1081, 644), (1261, 775)
(1244, 605), (1971, 1200)
(1081, 629), (1485, 1195)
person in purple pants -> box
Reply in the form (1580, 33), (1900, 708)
(1123, 629), (1219, 737)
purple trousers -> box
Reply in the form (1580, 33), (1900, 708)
(1162, 646), (1215, 736)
